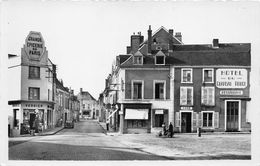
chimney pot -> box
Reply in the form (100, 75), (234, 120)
(80, 88), (83, 93)
(213, 39), (219, 48)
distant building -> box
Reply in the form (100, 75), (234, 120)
(104, 26), (251, 134)
(77, 88), (97, 119)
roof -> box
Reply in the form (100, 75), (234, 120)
(78, 91), (96, 101)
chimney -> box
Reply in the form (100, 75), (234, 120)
(169, 29), (174, 51)
(213, 39), (219, 48)
(130, 32), (144, 54)
(80, 88), (83, 93)
(147, 25), (152, 54)
(175, 32), (182, 42)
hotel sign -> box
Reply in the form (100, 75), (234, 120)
(25, 31), (45, 60)
(216, 69), (247, 89)
(220, 90), (243, 96)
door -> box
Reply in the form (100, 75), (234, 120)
(226, 101), (239, 132)
(29, 113), (36, 130)
(181, 112), (192, 133)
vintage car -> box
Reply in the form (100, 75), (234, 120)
(64, 120), (74, 129)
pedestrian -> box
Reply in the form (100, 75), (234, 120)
(162, 122), (166, 136)
(168, 122), (174, 138)
(106, 119), (109, 131)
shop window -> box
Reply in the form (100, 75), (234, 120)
(132, 81), (143, 99)
(181, 68), (192, 83)
(201, 87), (215, 106)
(154, 81), (165, 99)
(180, 87), (193, 105)
(155, 114), (164, 127)
(28, 87), (40, 100)
(203, 69), (214, 83)
(127, 120), (147, 128)
(202, 112), (213, 127)
(133, 56), (143, 65)
(29, 66), (40, 79)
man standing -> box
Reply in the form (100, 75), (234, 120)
(168, 122), (174, 138)
(106, 119), (109, 131)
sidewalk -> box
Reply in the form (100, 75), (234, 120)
(97, 121), (120, 135)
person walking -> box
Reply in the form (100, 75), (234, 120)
(106, 119), (109, 131)
(168, 122), (174, 138)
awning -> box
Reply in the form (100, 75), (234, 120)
(107, 108), (119, 119)
(125, 109), (148, 120)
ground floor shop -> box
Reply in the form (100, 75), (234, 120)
(8, 100), (55, 137)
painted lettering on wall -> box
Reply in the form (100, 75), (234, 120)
(216, 69), (247, 89)
(25, 31), (45, 59)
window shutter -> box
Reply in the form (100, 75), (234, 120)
(214, 112), (219, 128)
(180, 87), (187, 105)
(198, 112), (202, 127)
(201, 87), (207, 105)
(175, 112), (180, 127)
(193, 112), (197, 130)
(189, 88), (193, 105)
(208, 88), (214, 105)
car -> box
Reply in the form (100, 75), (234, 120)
(64, 120), (74, 128)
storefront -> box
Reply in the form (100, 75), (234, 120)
(121, 103), (151, 134)
(8, 100), (54, 136)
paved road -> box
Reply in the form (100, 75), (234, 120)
(9, 119), (166, 160)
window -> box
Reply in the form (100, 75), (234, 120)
(155, 56), (165, 65)
(28, 87), (40, 100)
(201, 87), (215, 106)
(203, 69), (214, 83)
(127, 120), (147, 128)
(132, 81), (143, 99)
(154, 81), (165, 99)
(181, 68), (192, 83)
(180, 87), (193, 105)
(202, 112), (213, 127)
(29, 66), (40, 79)
(133, 56), (143, 65)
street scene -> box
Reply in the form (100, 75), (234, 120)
(9, 119), (251, 160)
(2, 1), (260, 164)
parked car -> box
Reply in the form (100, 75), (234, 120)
(64, 120), (74, 129)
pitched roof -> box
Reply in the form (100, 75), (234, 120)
(79, 91), (96, 101)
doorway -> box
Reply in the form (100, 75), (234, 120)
(226, 101), (240, 132)
(29, 113), (36, 130)
(181, 112), (192, 133)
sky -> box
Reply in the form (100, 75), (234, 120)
(2, 1), (260, 100)
(1, 0), (260, 165)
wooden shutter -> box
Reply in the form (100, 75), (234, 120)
(201, 87), (207, 105)
(208, 87), (215, 105)
(214, 112), (219, 129)
(180, 87), (187, 105)
(198, 112), (202, 127)
(193, 112), (197, 130)
(175, 112), (180, 127)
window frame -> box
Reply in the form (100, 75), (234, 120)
(28, 66), (40, 79)
(28, 87), (40, 100)
(201, 86), (215, 106)
(133, 56), (143, 65)
(131, 80), (144, 100)
(155, 55), (165, 65)
(153, 80), (166, 100)
(201, 111), (214, 128)
(181, 68), (193, 83)
(202, 68), (214, 83)
(180, 86), (193, 106)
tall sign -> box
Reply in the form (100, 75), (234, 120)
(216, 69), (247, 89)
(25, 31), (45, 60)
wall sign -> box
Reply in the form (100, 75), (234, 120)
(216, 69), (247, 89)
(25, 31), (45, 60)
(220, 90), (243, 96)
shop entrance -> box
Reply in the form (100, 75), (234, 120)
(226, 101), (239, 132)
(29, 113), (36, 129)
(181, 112), (192, 133)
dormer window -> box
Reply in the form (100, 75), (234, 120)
(133, 56), (143, 65)
(155, 50), (165, 65)
(155, 56), (165, 65)
(133, 51), (143, 65)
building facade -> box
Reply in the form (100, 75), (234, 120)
(105, 26), (251, 134)
(77, 88), (97, 119)
(8, 31), (55, 136)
